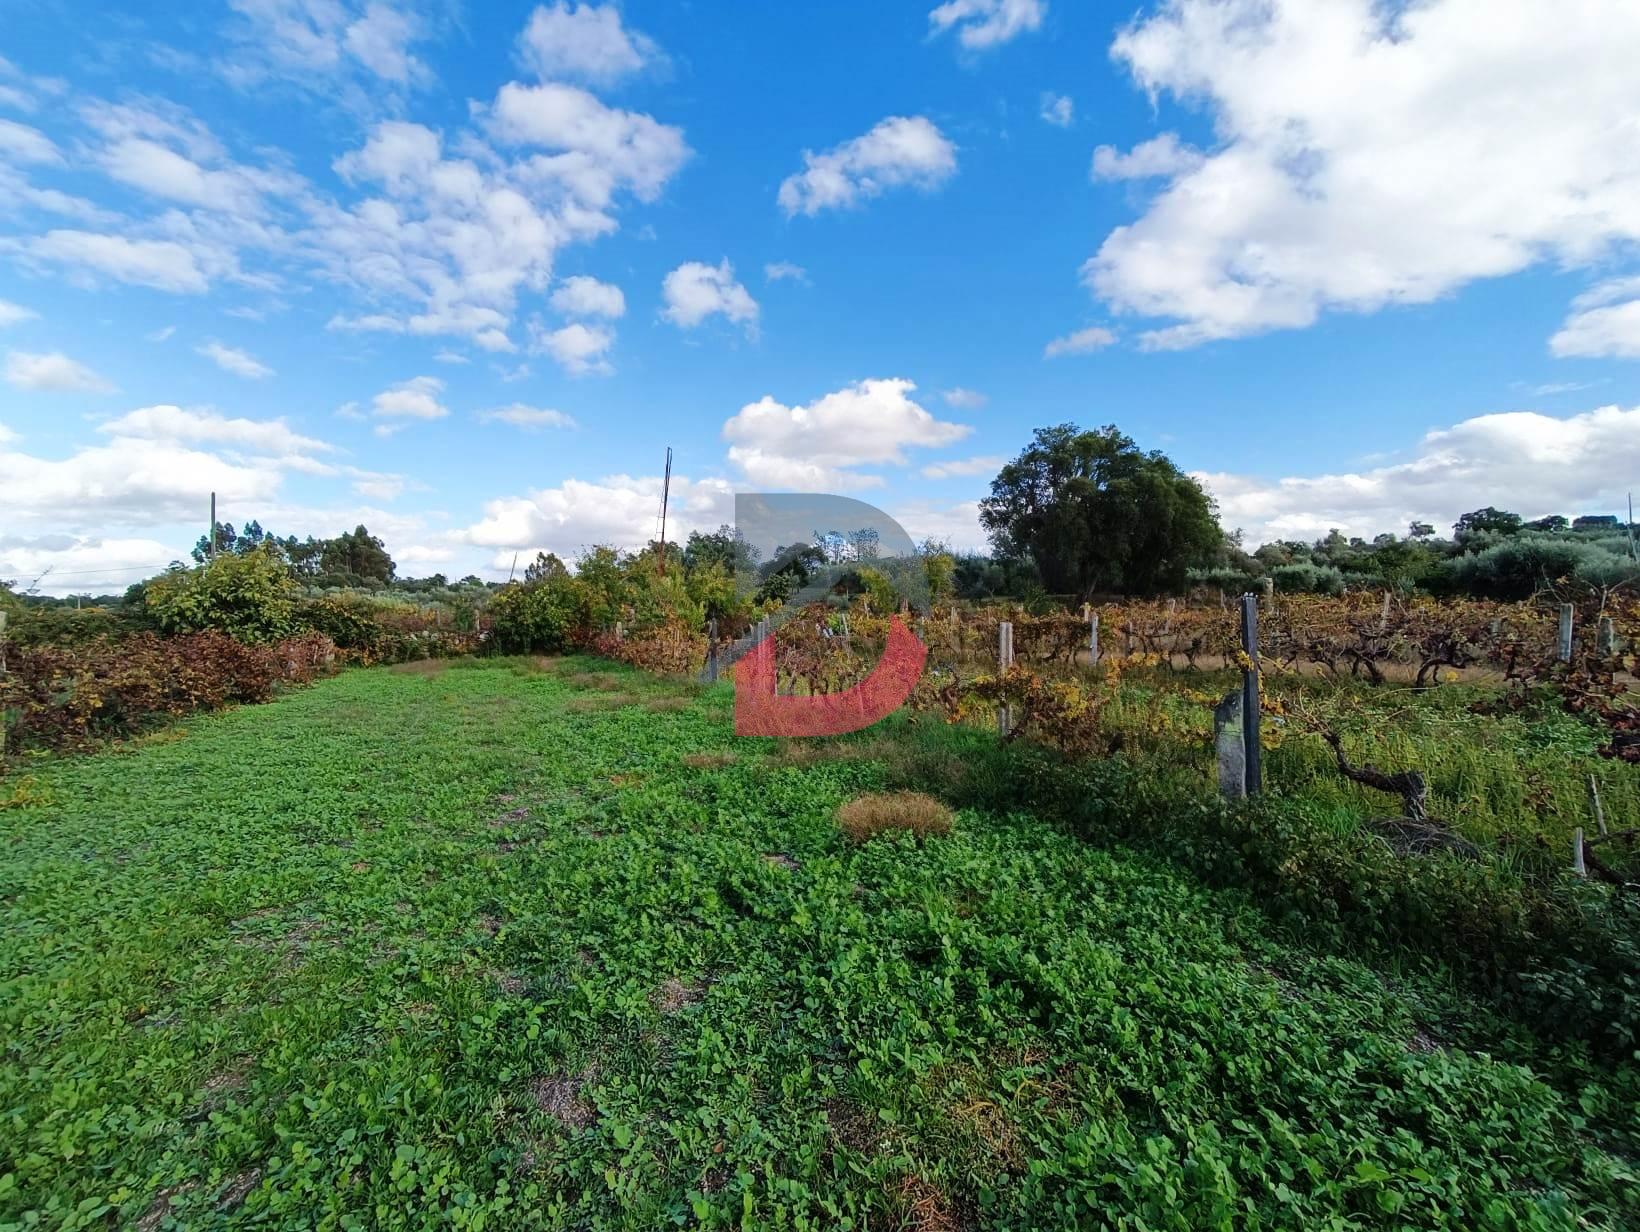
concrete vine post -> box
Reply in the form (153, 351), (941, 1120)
(1557, 604), (1574, 662)
(1240, 593), (1263, 795)
(997, 620), (1014, 737)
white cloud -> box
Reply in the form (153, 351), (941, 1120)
(1044, 326), (1115, 358)
(891, 500), (986, 552)
(197, 340), (274, 380)
(343, 2), (426, 83)
(1549, 278), (1640, 359)
(1087, 0), (1640, 351)
(0, 436), (278, 530)
(0, 422), (15, 445)
(661, 259), (758, 334)
(1090, 132), (1202, 181)
(940, 387), (987, 409)
(371, 374), (448, 421)
(5, 350), (116, 393)
(481, 403), (578, 430)
(225, 0), (430, 90)
(146, 326), (176, 342)
(779, 116), (957, 217)
(1201, 403), (1640, 545)
(314, 83), (687, 349)
(922, 454), (1004, 479)
(1039, 94), (1073, 127)
(11, 230), (211, 293)
(516, 2), (661, 84)
(0, 300), (36, 328)
(486, 83), (690, 203)
(457, 473), (733, 559)
(723, 377), (971, 490)
(531, 321), (614, 375)
(764, 261), (808, 284)
(550, 274), (625, 318)
(433, 349), (469, 364)
(928, 0), (1045, 50)
(0, 118), (62, 165)
(98, 405), (332, 456)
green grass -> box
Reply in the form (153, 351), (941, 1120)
(2, 660), (1636, 1230)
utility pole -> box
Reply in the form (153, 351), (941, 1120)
(507, 551), (519, 583)
(657, 445), (673, 578)
(208, 492), (216, 562)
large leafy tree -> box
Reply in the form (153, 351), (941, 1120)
(979, 424), (1222, 597)
(320, 525), (396, 582)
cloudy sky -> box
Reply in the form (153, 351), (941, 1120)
(3, 0), (1639, 593)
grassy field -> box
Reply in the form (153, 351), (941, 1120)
(2, 659), (1637, 1230)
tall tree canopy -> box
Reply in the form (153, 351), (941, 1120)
(979, 424), (1222, 597)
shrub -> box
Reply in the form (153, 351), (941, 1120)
(143, 549), (298, 643)
(1, 631), (336, 753)
(1271, 561), (1346, 595)
(836, 791), (954, 842)
(489, 578), (579, 654)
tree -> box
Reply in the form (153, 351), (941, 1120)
(1454, 507), (1522, 541)
(1526, 514), (1569, 533)
(524, 551), (568, 583)
(979, 424), (1222, 597)
(683, 526), (759, 576)
(320, 525), (395, 582)
(1408, 521), (1435, 540)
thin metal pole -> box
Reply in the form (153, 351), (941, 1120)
(209, 491), (216, 561)
(1240, 593), (1262, 795)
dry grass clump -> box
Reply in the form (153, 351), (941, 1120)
(836, 792), (954, 843)
(682, 751), (737, 769)
(388, 659), (447, 676)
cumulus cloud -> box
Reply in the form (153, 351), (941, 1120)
(1043, 326), (1115, 358)
(457, 473), (733, 560)
(5, 350), (116, 393)
(890, 499), (986, 551)
(1039, 94), (1073, 127)
(197, 340), (274, 380)
(661, 260), (759, 334)
(1085, 0), (1640, 352)
(98, 404), (331, 456)
(1549, 278), (1640, 359)
(1090, 132), (1201, 181)
(481, 403), (577, 430)
(1200, 404), (1640, 545)
(550, 274), (625, 318)
(531, 321), (615, 375)
(0, 300), (36, 328)
(778, 116), (957, 217)
(371, 375), (448, 422)
(940, 387), (987, 409)
(722, 377), (971, 490)
(516, 2), (661, 84)
(485, 83), (690, 203)
(308, 81), (687, 350)
(928, 0), (1045, 50)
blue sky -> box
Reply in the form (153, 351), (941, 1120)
(2, 0), (1639, 593)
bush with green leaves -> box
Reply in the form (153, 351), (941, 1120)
(142, 549), (298, 643)
(487, 576), (581, 653)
